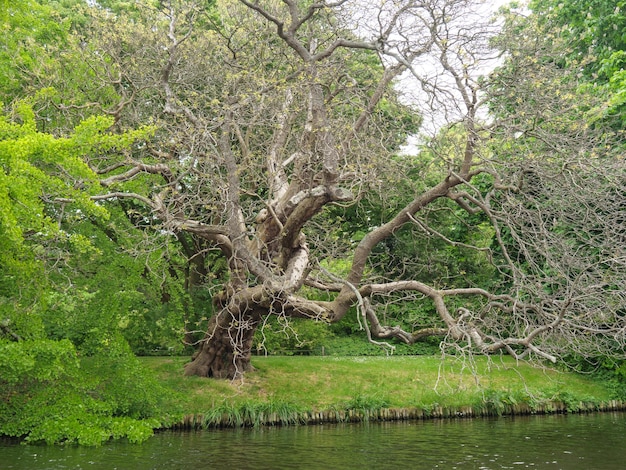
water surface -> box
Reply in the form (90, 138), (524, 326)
(2, 412), (625, 469)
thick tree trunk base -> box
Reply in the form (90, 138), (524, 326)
(184, 309), (260, 380)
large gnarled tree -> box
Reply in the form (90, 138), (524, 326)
(48, 0), (626, 378)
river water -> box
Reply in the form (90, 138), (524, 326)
(2, 412), (625, 469)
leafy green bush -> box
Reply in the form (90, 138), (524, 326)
(0, 337), (171, 445)
(82, 336), (172, 419)
(0, 338), (77, 385)
(42, 250), (188, 358)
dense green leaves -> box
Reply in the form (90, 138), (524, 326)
(0, 339), (77, 385)
(0, 99), (170, 443)
(0, 338), (170, 445)
(0, 101), (153, 330)
(0, 0), (70, 102)
(526, 0), (626, 126)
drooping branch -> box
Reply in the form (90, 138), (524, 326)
(357, 283), (562, 361)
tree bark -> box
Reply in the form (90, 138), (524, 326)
(184, 306), (262, 379)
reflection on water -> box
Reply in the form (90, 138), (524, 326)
(2, 412), (625, 469)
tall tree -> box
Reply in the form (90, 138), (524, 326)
(26, 0), (626, 379)
(0, 3), (178, 445)
(0, 102), (171, 445)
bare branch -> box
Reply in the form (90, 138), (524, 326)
(99, 162), (174, 187)
(90, 192), (155, 207)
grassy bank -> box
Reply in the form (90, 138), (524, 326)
(144, 355), (621, 428)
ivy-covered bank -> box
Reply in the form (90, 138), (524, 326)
(150, 356), (624, 430)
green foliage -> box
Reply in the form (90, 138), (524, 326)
(0, 0), (70, 102)
(0, 96), (184, 351)
(0, 339), (77, 385)
(529, 0), (626, 67)
(41, 249), (188, 357)
(0, 101), (151, 259)
(525, 0), (626, 126)
(0, 101), (177, 445)
(42, 219), (189, 357)
(602, 362), (626, 401)
(254, 317), (332, 355)
(82, 337), (172, 420)
(203, 399), (306, 428)
(0, 338), (169, 445)
(342, 393), (390, 420)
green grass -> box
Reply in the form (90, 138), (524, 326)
(143, 355), (612, 422)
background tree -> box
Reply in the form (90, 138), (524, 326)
(527, 0), (626, 127)
(0, 100), (173, 444)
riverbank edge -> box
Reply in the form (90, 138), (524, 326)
(168, 399), (626, 430)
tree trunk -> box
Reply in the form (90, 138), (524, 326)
(183, 307), (261, 379)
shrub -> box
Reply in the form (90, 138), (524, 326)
(0, 337), (171, 445)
